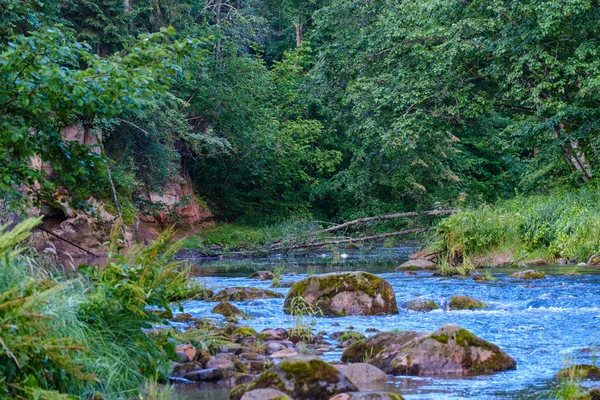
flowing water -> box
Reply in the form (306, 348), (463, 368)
(174, 245), (600, 399)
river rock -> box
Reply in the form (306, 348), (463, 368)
(171, 361), (203, 378)
(270, 348), (299, 358)
(265, 341), (285, 354)
(240, 389), (292, 400)
(334, 363), (387, 388)
(248, 271), (275, 280)
(210, 287), (284, 302)
(229, 356), (358, 400)
(402, 299), (439, 312)
(588, 387), (600, 400)
(184, 367), (222, 381)
(330, 393), (405, 400)
(341, 325), (516, 376)
(283, 272), (398, 316)
(175, 344), (197, 363)
(587, 254), (600, 266)
(556, 364), (600, 380)
(510, 270), (546, 279)
(212, 301), (249, 318)
(396, 259), (437, 271)
(448, 295), (488, 310)
(258, 328), (289, 341)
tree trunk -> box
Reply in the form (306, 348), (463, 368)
(294, 13), (303, 47)
(552, 124), (593, 182)
(124, 0), (130, 12)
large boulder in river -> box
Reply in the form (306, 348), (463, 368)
(229, 357), (358, 400)
(283, 272), (398, 316)
(342, 324), (516, 376)
(209, 287), (284, 302)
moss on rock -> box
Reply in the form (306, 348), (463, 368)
(283, 272), (398, 316)
(209, 287), (284, 302)
(448, 295), (488, 310)
(556, 365), (600, 380)
(402, 299), (440, 312)
(212, 301), (249, 318)
(510, 270), (546, 279)
(232, 357), (358, 400)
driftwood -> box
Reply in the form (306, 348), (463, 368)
(315, 209), (457, 235)
(271, 228), (430, 252)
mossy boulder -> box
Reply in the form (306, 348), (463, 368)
(212, 301), (249, 318)
(209, 287), (284, 302)
(283, 272), (398, 316)
(396, 259), (437, 271)
(556, 365), (600, 380)
(342, 325), (516, 376)
(402, 299), (440, 312)
(448, 295), (488, 310)
(511, 270), (546, 279)
(248, 271), (275, 280)
(229, 356), (358, 400)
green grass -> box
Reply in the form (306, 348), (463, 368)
(432, 186), (600, 264)
(182, 220), (321, 253)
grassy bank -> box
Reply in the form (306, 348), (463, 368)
(182, 219), (426, 256)
(0, 219), (216, 399)
(431, 186), (600, 265)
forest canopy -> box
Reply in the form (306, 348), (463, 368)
(1, 0), (599, 222)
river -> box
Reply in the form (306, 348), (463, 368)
(173, 245), (600, 399)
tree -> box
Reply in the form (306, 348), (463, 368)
(0, 26), (197, 208)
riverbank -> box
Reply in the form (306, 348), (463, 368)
(429, 187), (600, 268)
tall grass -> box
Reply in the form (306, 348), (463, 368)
(434, 186), (600, 263)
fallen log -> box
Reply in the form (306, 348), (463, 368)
(315, 210), (457, 235)
(271, 228), (430, 252)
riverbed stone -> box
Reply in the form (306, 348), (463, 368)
(212, 301), (249, 318)
(240, 389), (292, 400)
(556, 364), (600, 380)
(258, 328), (288, 341)
(270, 348), (299, 358)
(510, 270), (546, 280)
(330, 393), (405, 400)
(283, 271), (398, 316)
(210, 287), (284, 302)
(588, 387), (600, 400)
(184, 368), (222, 381)
(334, 363), (387, 388)
(248, 271), (275, 280)
(448, 295), (488, 310)
(171, 361), (203, 378)
(175, 344), (197, 362)
(587, 254), (600, 266)
(396, 259), (437, 271)
(342, 325), (516, 376)
(402, 299), (440, 312)
(229, 356), (358, 400)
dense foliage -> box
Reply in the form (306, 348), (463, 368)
(0, 219), (217, 399)
(2, 0), (600, 221)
